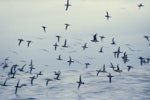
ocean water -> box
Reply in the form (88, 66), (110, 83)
(0, 0), (150, 100)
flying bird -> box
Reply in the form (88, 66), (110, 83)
(62, 39), (68, 48)
(53, 42), (59, 51)
(111, 37), (116, 45)
(99, 36), (105, 42)
(105, 11), (111, 20)
(82, 43), (88, 50)
(91, 33), (99, 42)
(67, 56), (74, 66)
(64, 23), (70, 30)
(144, 35), (149, 41)
(138, 3), (144, 9)
(54, 70), (61, 80)
(65, 0), (71, 11)
(107, 73), (114, 83)
(113, 46), (123, 58)
(57, 55), (63, 60)
(45, 78), (53, 86)
(126, 65), (134, 71)
(56, 35), (61, 42)
(42, 26), (46, 32)
(18, 39), (24, 46)
(26, 40), (32, 47)
(99, 46), (104, 53)
(77, 75), (84, 89)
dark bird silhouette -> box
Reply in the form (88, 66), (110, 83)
(29, 59), (35, 74)
(0, 78), (8, 86)
(53, 42), (58, 51)
(91, 33), (99, 42)
(107, 73), (114, 83)
(45, 78), (53, 86)
(85, 62), (90, 69)
(101, 64), (107, 73)
(82, 43), (88, 50)
(67, 56), (74, 66)
(105, 11), (111, 20)
(122, 51), (129, 63)
(138, 57), (145, 66)
(57, 55), (63, 60)
(99, 36), (105, 42)
(144, 35), (149, 41)
(77, 75), (84, 89)
(65, 0), (71, 11)
(30, 76), (36, 86)
(64, 23), (70, 30)
(96, 68), (102, 76)
(110, 62), (116, 70)
(36, 71), (43, 78)
(114, 64), (123, 73)
(113, 47), (123, 58)
(126, 65), (134, 71)
(111, 37), (116, 45)
(18, 39), (24, 46)
(42, 26), (46, 32)
(138, 3), (144, 9)
(99, 46), (104, 53)
(56, 35), (61, 42)
(26, 40), (32, 47)
(62, 39), (68, 48)
(18, 64), (26, 72)
(54, 70), (61, 80)
(15, 80), (27, 95)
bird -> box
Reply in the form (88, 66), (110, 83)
(144, 36), (149, 41)
(99, 36), (105, 42)
(91, 33), (99, 42)
(54, 70), (61, 80)
(85, 62), (90, 69)
(96, 68), (102, 76)
(15, 80), (26, 95)
(110, 62), (116, 70)
(126, 65), (134, 71)
(26, 40), (32, 47)
(99, 46), (104, 53)
(36, 71), (43, 78)
(105, 11), (111, 20)
(56, 35), (61, 42)
(138, 3), (144, 9)
(45, 78), (53, 86)
(67, 56), (74, 66)
(101, 64), (107, 73)
(77, 75), (84, 89)
(29, 59), (35, 74)
(62, 39), (68, 48)
(53, 42), (58, 51)
(111, 37), (116, 45)
(138, 57), (145, 66)
(65, 0), (71, 11)
(113, 47), (123, 58)
(57, 55), (63, 60)
(82, 43), (88, 50)
(18, 64), (26, 72)
(107, 73), (114, 83)
(30, 76), (36, 86)
(114, 64), (123, 73)
(64, 23), (70, 30)
(0, 78), (8, 86)
(42, 26), (46, 32)
(18, 39), (24, 46)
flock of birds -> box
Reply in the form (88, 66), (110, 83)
(0, 0), (149, 98)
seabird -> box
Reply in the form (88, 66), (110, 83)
(42, 26), (46, 32)
(107, 73), (114, 83)
(65, 0), (71, 11)
(26, 40), (32, 47)
(105, 11), (111, 20)
(0, 78), (8, 86)
(138, 3), (144, 9)
(30, 76), (36, 86)
(113, 47), (123, 58)
(54, 70), (61, 80)
(18, 64), (26, 72)
(126, 65), (134, 71)
(99, 46), (104, 53)
(18, 39), (24, 46)
(45, 78), (53, 86)
(91, 33), (99, 42)
(144, 35), (149, 41)
(57, 55), (63, 60)
(64, 23), (70, 30)
(77, 75), (84, 89)
(67, 56), (74, 66)
(56, 35), (61, 42)
(99, 36), (105, 42)
(53, 42), (58, 51)
(82, 43), (88, 50)
(62, 39), (68, 48)
(85, 62), (90, 69)
(111, 37), (116, 45)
